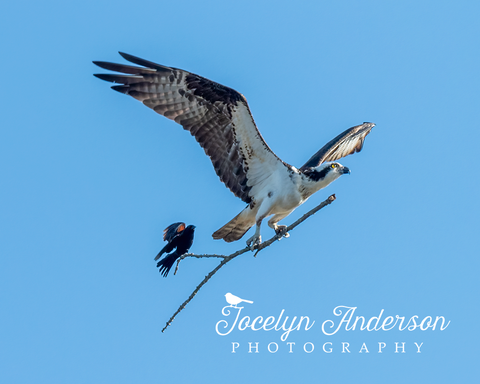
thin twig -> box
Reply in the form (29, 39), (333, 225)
(173, 253), (226, 275)
(161, 193), (336, 332)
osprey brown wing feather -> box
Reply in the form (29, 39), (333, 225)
(299, 122), (375, 171)
(93, 53), (253, 203)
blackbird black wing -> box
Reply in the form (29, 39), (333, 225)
(153, 222), (186, 261)
(163, 222), (186, 242)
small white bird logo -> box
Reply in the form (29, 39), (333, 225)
(225, 292), (254, 308)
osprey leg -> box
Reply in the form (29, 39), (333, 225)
(268, 213), (291, 239)
(246, 200), (274, 249)
(246, 219), (263, 250)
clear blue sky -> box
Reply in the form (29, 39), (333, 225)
(1, 0), (479, 382)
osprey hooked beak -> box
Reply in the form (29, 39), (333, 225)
(341, 166), (351, 175)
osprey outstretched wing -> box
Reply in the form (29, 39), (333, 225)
(94, 53), (375, 248)
(94, 52), (290, 205)
(299, 123), (375, 171)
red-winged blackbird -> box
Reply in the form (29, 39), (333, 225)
(155, 222), (196, 277)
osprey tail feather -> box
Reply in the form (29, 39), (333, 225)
(212, 207), (255, 242)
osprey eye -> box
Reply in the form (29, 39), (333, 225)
(331, 164), (336, 169)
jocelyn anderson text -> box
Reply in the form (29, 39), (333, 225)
(215, 305), (450, 341)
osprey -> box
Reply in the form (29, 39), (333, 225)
(94, 53), (375, 248)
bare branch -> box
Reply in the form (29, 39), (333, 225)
(173, 253), (227, 276)
(161, 193), (336, 333)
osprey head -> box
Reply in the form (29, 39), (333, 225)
(303, 162), (350, 183)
